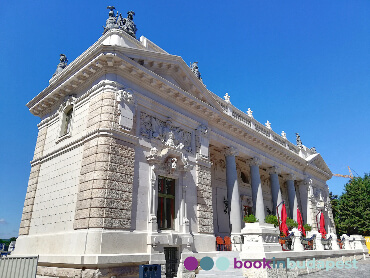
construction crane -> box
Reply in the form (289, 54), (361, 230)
(333, 166), (355, 179)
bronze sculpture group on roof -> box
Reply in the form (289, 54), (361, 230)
(103, 6), (137, 38)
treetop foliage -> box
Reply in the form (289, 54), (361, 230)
(331, 173), (370, 236)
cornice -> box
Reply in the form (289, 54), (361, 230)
(27, 31), (331, 183)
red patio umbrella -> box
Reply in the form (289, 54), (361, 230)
(319, 212), (327, 239)
(280, 203), (289, 237)
(297, 208), (306, 237)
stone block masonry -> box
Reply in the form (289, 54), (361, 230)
(74, 136), (135, 230)
(19, 126), (47, 235)
(196, 165), (213, 234)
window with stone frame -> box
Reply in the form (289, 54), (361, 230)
(157, 176), (176, 230)
(61, 106), (73, 136)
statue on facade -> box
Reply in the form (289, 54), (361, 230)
(118, 11), (137, 38)
(52, 54), (68, 77)
(310, 147), (317, 153)
(281, 131), (287, 139)
(295, 133), (303, 148)
(190, 62), (202, 82)
(103, 7), (137, 38)
(247, 108), (253, 118)
(103, 6), (119, 34)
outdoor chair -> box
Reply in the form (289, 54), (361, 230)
(300, 234), (316, 250)
(216, 236), (224, 251)
(279, 232), (294, 251)
(321, 235), (332, 250)
(224, 236), (232, 251)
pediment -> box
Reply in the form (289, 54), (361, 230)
(306, 153), (332, 176)
(128, 55), (223, 110)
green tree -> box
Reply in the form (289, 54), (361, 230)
(336, 174), (370, 236)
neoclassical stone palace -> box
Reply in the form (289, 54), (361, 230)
(14, 8), (367, 278)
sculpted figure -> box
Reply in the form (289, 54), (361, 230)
(190, 62), (202, 82)
(119, 11), (137, 38)
(295, 133), (303, 148)
(52, 54), (68, 77)
(103, 6), (119, 34)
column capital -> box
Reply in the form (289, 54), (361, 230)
(224, 146), (238, 157)
(248, 156), (262, 167)
(298, 175), (312, 186)
(268, 166), (281, 175)
(284, 173), (296, 181)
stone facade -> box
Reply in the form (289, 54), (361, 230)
(74, 136), (134, 230)
(13, 27), (344, 278)
(196, 165), (213, 234)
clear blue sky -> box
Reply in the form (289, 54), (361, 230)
(0, 1), (369, 238)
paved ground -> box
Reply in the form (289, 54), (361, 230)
(302, 257), (370, 278)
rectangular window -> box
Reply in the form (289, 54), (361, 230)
(158, 176), (175, 230)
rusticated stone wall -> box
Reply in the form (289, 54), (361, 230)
(74, 136), (135, 229)
(196, 165), (213, 233)
(74, 89), (135, 230)
(19, 126), (47, 235)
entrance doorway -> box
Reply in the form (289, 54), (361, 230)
(164, 247), (178, 278)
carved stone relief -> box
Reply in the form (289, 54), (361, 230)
(140, 112), (192, 152)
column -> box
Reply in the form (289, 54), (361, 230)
(298, 176), (311, 226)
(249, 157), (265, 223)
(269, 166), (282, 216)
(286, 174), (298, 221)
(148, 165), (158, 232)
(224, 147), (242, 235)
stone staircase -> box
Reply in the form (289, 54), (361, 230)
(196, 251), (244, 277)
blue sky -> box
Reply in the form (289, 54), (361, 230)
(0, 1), (369, 238)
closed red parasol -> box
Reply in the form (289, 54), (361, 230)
(297, 208), (306, 237)
(280, 203), (289, 237)
(319, 212), (327, 239)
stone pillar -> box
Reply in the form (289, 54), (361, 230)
(291, 228), (304, 251)
(224, 147), (242, 235)
(342, 234), (353, 250)
(329, 233), (340, 250)
(249, 157), (265, 223)
(313, 232), (325, 251)
(269, 166), (282, 216)
(286, 174), (298, 221)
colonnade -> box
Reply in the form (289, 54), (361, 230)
(224, 147), (299, 236)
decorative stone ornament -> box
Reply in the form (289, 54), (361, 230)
(265, 120), (271, 129)
(281, 131), (287, 139)
(224, 93), (231, 103)
(247, 108), (253, 118)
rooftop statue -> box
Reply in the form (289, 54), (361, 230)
(190, 62), (203, 82)
(295, 133), (303, 148)
(103, 6), (119, 34)
(103, 7), (138, 38)
(118, 11), (138, 38)
(52, 54), (68, 77)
